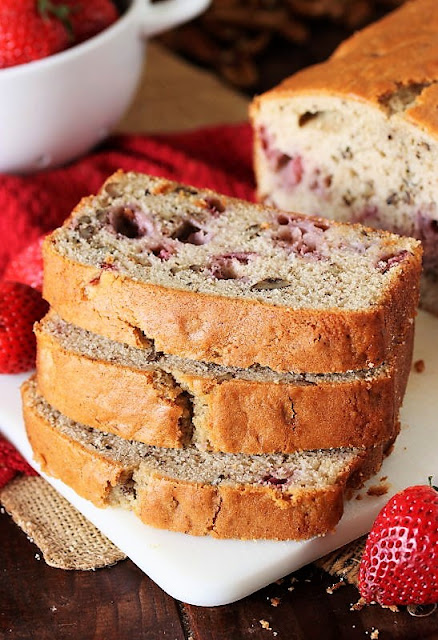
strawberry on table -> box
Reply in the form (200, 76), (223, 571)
(0, 0), (71, 69)
(57, 0), (119, 43)
(0, 281), (48, 374)
(359, 481), (438, 606)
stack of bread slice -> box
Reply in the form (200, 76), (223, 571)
(22, 171), (422, 540)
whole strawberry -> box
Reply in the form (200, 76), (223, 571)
(4, 236), (45, 292)
(359, 481), (438, 606)
(0, 0), (71, 69)
(57, 0), (119, 43)
(0, 281), (48, 374)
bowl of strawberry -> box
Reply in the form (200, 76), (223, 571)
(0, 0), (210, 174)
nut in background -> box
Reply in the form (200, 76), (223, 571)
(159, 0), (406, 91)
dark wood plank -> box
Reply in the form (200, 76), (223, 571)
(0, 512), (186, 640)
(3, 508), (438, 640)
(183, 565), (438, 640)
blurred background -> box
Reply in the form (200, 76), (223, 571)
(158, 0), (405, 94)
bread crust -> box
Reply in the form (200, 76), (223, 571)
(35, 316), (413, 453)
(43, 238), (421, 375)
(250, 0), (438, 136)
(136, 438), (388, 539)
(134, 476), (344, 540)
(179, 364), (399, 454)
(23, 393), (129, 508)
(22, 380), (387, 540)
(35, 324), (189, 449)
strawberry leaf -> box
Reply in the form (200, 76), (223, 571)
(37, 0), (74, 40)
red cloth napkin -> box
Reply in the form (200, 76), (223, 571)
(0, 123), (255, 488)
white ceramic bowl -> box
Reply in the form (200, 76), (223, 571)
(0, 0), (210, 174)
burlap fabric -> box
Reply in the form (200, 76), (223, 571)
(315, 537), (366, 586)
(0, 474), (363, 582)
(0, 476), (126, 570)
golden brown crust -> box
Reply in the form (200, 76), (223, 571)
(35, 325), (188, 449)
(22, 383), (129, 508)
(181, 368), (396, 453)
(42, 237), (421, 375)
(251, 0), (438, 136)
(22, 380), (387, 540)
(35, 314), (413, 454)
(134, 476), (344, 540)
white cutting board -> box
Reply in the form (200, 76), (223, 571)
(0, 310), (437, 607)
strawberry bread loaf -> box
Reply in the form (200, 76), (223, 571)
(20, 170), (421, 541)
(251, 0), (438, 313)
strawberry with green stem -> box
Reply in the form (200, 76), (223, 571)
(0, 0), (118, 69)
(55, 0), (119, 43)
(0, 0), (73, 69)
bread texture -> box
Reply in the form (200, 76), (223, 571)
(250, 0), (437, 313)
(43, 171), (422, 374)
(22, 379), (391, 541)
(35, 312), (412, 454)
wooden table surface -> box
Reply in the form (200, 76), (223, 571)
(1, 43), (437, 640)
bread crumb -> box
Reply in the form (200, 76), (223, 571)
(414, 359), (425, 373)
(34, 553), (41, 561)
(370, 629), (379, 639)
(275, 578), (284, 585)
(350, 597), (366, 611)
(270, 597), (281, 607)
(50, 606), (57, 613)
(367, 482), (389, 497)
(326, 580), (346, 594)
(260, 620), (272, 630)
(290, 576), (298, 584)
(288, 586), (295, 592)
(385, 442), (396, 456)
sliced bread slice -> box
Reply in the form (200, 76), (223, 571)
(43, 171), (422, 374)
(23, 378), (391, 541)
(35, 312), (411, 453)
